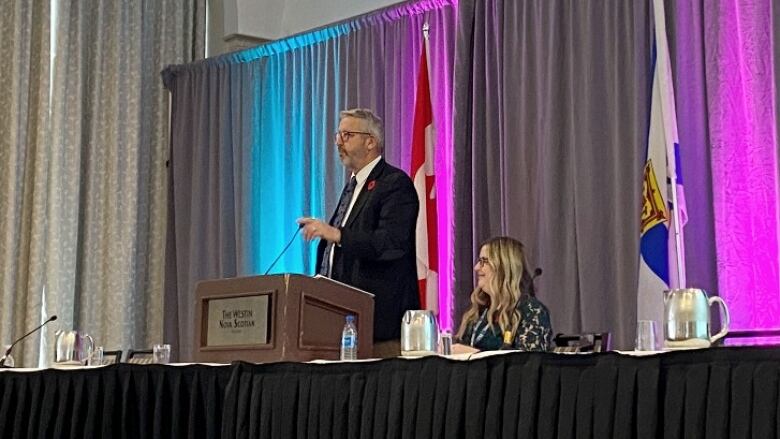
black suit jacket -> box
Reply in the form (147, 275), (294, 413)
(316, 159), (420, 341)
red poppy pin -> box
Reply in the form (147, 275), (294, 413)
(367, 180), (376, 191)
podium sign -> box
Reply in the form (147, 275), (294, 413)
(194, 274), (374, 363)
(206, 294), (269, 346)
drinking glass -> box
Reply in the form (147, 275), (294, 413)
(635, 320), (659, 351)
(153, 343), (171, 364)
(89, 346), (104, 366)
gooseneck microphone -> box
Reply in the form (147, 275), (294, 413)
(263, 226), (304, 275)
(0, 315), (58, 367)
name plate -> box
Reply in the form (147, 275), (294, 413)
(206, 294), (269, 346)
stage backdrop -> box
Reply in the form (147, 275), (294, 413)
(163, 0), (780, 356)
(162, 0), (456, 361)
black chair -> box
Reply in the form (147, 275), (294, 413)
(553, 332), (611, 353)
(126, 349), (154, 364)
(101, 350), (123, 365)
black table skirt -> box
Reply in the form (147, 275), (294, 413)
(2, 347), (779, 438)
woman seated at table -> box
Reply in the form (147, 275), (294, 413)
(453, 236), (553, 353)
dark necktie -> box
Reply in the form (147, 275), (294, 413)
(319, 176), (357, 276)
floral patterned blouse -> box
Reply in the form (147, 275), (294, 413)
(460, 295), (553, 352)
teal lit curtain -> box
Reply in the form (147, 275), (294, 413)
(162, 0), (456, 360)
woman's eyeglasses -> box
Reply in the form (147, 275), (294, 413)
(334, 131), (372, 143)
(475, 257), (490, 267)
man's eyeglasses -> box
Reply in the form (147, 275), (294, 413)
(475, 257), (490, 267)
(335, 130), (372, 143)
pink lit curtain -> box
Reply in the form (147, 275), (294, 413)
(666, 0), (780, 332)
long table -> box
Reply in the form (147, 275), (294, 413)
(1, 347), (778, 438)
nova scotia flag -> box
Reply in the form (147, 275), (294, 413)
(637, 0), (687, 325)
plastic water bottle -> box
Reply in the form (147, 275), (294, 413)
(340, 315), (358, 361)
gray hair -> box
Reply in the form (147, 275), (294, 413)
(339, 108), (384, 150)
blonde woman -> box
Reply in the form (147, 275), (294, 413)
(454, 237), (552, 353)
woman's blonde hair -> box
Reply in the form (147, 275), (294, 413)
(456, 237), (535, 341)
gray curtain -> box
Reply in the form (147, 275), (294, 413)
(163, 1), (457, 361)
(0, 0), (205, 366)
(0, 1), (51, 364)
(453, 0), (653, 349)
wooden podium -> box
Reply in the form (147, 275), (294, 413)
(193, 274), (374, 363)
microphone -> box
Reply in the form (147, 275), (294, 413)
(0, 315), (58, 367)
(263, 225), (303, 275)
(533, 268), (543, 279)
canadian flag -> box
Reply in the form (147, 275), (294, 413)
(410, 36), (438, 313)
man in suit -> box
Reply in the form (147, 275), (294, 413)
(298, 108), (420, 357)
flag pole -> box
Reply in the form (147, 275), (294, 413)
(423, 24), (431, 90)
(670, 160), (684, 287)
(412, 20), (440, 316)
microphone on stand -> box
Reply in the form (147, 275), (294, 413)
(521, 268), (543, 297)
(0, 315), (58, 367)
(263, 225), (304, 275)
